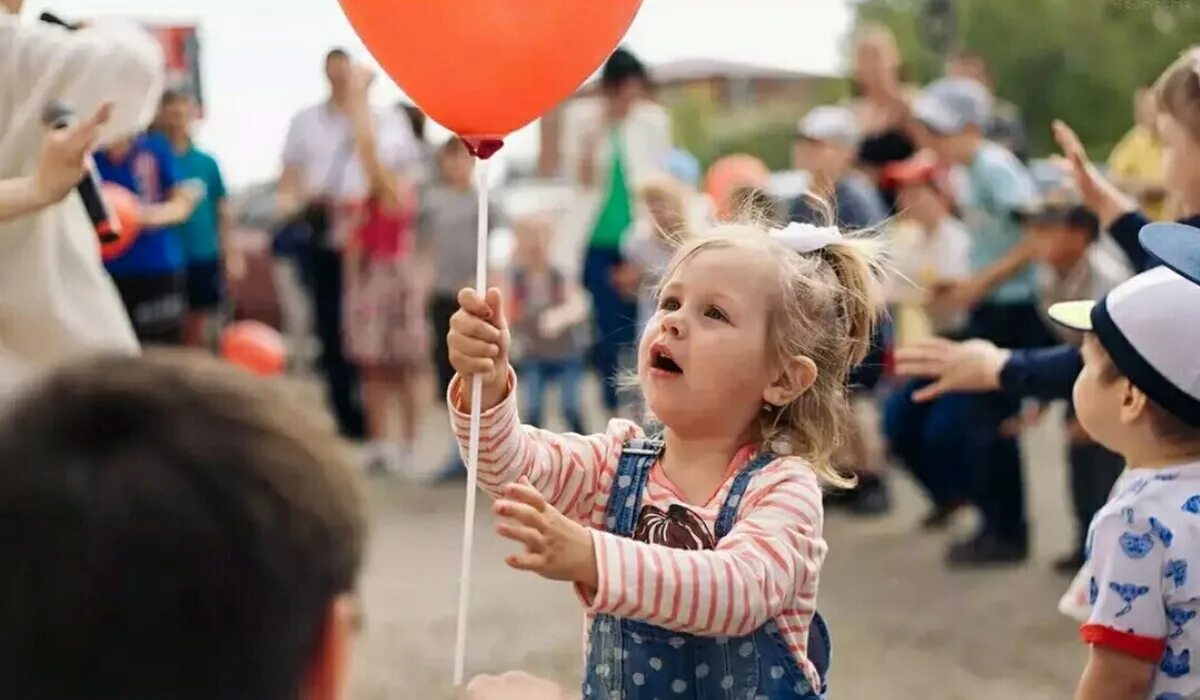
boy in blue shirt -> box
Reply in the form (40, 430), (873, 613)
(94, 131), (200, 345)
(913, 77), (1057, 566)
(158, 89), (242, 347)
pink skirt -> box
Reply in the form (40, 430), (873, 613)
(343, 258), (430, 369)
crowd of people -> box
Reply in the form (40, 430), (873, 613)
(6, 0), (1200, 695)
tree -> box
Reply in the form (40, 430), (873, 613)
(853, 0), (1200, 157)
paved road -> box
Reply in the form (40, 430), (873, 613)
(348, 399), (1087, 699)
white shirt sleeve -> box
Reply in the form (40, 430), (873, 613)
(10, 18), (164, 146)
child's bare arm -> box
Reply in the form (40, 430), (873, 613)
(1075, 646), (1154, 700)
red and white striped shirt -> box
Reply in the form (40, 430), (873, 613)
(450, 377), (827, 689)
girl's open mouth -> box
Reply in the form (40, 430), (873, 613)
(650, 344), (683, 374)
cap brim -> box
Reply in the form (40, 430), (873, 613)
(1139, 222), (1200, 285)
(1047, 300), (1096, 332)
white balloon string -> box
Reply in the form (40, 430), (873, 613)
(453, 155), (489, 687)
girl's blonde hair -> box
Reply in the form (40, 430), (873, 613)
(655, 219), (885, 488)
(1155, 47), (1200, 143)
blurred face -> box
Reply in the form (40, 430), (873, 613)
(792, 139), (852, 179)
(639, 245), (781, 441)
(514, 221), (552, 264)
(896, 182), (945, 224)
(1028, 223), (1088, 272)
(925, 128), (981, 166)
(1073, 335), (1130, 454)
(325, 54), (351, 92)
(605, 78), (648, 120)
(1157, 112), (1200, 204)
(440, 147), (474, 188)
(159, 96), (195, 134)
(854, 39), (896, 92)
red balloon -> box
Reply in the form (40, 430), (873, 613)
(221, 321), (287, 377)
(337, 0), (643, 153)
(99, 183), (143, 262)
(704, 155), (771, 221)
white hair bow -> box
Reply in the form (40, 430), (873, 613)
(770, 222), (843, 254)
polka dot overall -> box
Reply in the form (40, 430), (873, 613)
(583, 438), (831, 700)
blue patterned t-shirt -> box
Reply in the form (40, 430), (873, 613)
(1084, 462), (1200, 699)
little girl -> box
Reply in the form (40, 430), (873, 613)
(446, 218), (884, 698)
(341, 67), (428, 474)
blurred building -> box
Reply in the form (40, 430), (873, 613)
(538, 59), (839, 177)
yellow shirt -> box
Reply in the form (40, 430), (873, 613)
(1107, 125), (1167, 221)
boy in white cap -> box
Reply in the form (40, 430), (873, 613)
(1047, 266), (1200, 699)
(913, 76), (1057, 565)
(789, 105), (887, 231)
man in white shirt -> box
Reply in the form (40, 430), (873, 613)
(276, 47), (416, 439)
(0, 0), (164, 396)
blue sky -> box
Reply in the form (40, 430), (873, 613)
(26, 0), (853, 186)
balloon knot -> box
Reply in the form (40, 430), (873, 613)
(462, 137), (505, 160)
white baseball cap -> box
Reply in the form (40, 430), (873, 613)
(1049, 266), (1200, 426)
(795, 106), (861, 149)
(913, 77), (992, 135)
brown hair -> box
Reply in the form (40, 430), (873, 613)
(0, 351), (367, 698)
(654, 221), (886, 487)
(1154, 47), (1200, 142)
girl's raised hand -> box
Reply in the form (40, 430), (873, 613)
(448, 287), (511, 407)
(493, 479), (597, 588)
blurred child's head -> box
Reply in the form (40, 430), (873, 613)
(1023, 203), (1099, 274)
(158, 88), (198, 136)
(601, 47), (652, 120)
(438, 137), (475, 189)
(793, 106), (861, 182)
(1052, 266), (1200, 462)
(639, 220), (885, 484)
(1154, 48), (1200, 206)
(0, 352), (367, 700)
(513, 213), (555, 267)
(887, 152), (952, 227)
(944, 51), (994, 92)
(640, 176), (689, 243)
(913, 77), (991, 166)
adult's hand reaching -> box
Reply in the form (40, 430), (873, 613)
(894, 338), (1012, 403)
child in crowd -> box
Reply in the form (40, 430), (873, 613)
(0, 352), (367, 699)
(342, 67), (427, 475)
(913, 76), (1057, 565)
(880, 152), (976, 528)
(94, 132), (202, 346)
(507, 214), (590, 434)
(616, 176), (692, 332)
(1024, 201), (1132, 574)
(420, 136), (506, 478)
(1044, 266), (1200, 700)
(446, 217), (885, 698)
(1107, 87), (1169, 222)
(157, 88), (243, 348)
(790, 105), (888, 231)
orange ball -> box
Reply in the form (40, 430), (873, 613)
(704, 154), (771, 222)
(220, 321), (287, 377)
(99, 182), (143, 262)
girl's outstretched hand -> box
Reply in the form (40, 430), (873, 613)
(493, 479), (598, 588)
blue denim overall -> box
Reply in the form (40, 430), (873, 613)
(583, 438), (831, 699)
